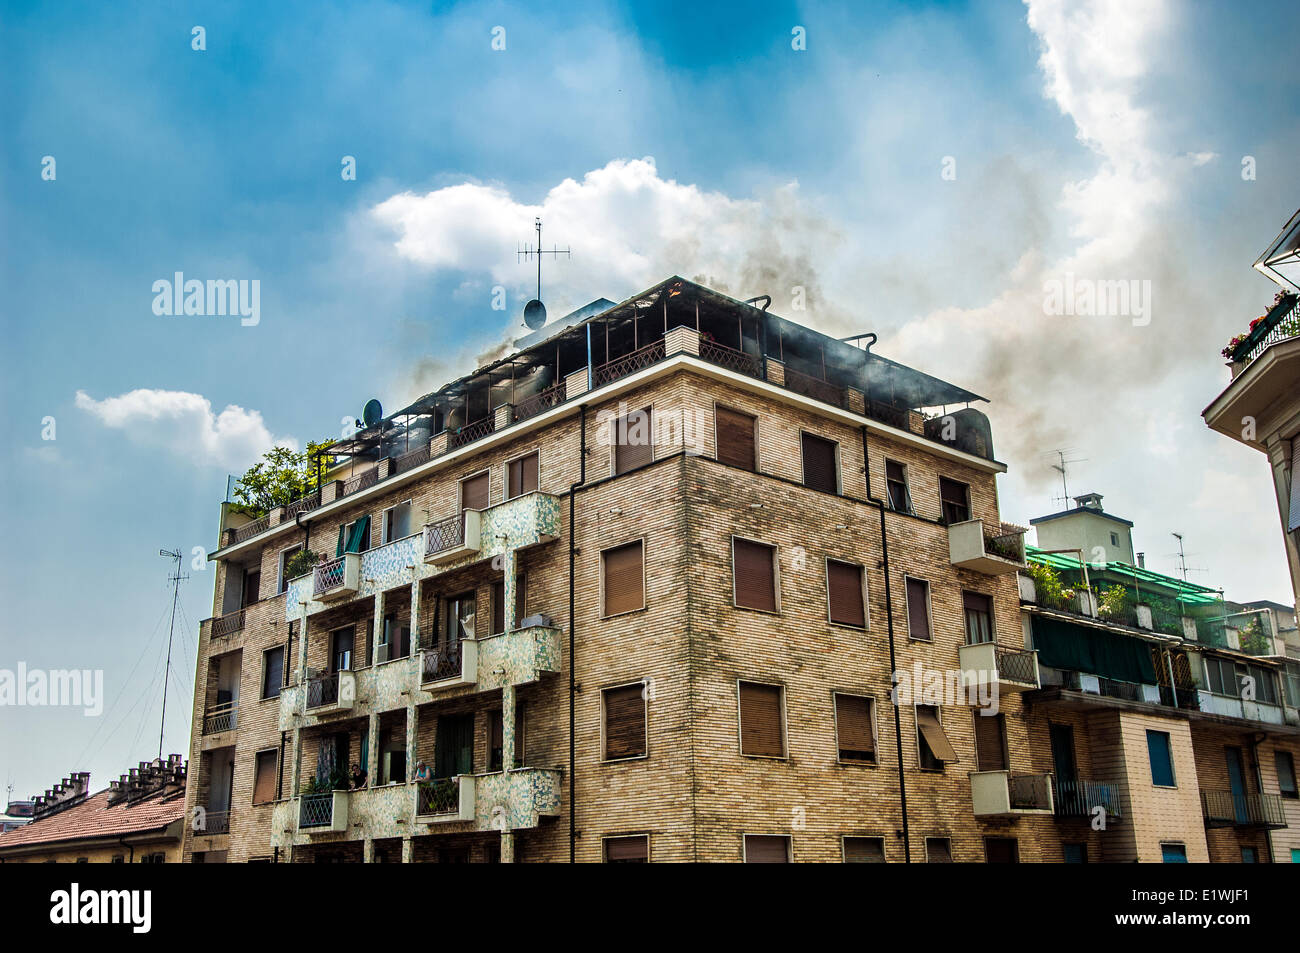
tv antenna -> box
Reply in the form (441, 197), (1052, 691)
(1168, 533), (1207, 584)
(158, 548), (189, 760)
(1045, 449), (1087, 507)
(517, 217), (570, 330)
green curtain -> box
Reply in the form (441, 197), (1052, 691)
(344, 515), (370, 554)
(1031, 615), (1157, 683)
(335, 524), (346, 557)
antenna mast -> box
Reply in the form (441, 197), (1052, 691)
(158, 548), (188, 760)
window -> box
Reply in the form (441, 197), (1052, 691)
(1110, 532), (1119, 546)
(1276, 751), (1298, 799)
(602, 683), (647, 761)
(602, 541), (645, 617)
(140, 853), (166, 864)
(507, 452), (539, 499)
(800, 432), (839, 494)
(489, 705), (526, 771)
(743, 834), (790, 863)
(604, 835), (649, 863)
(1147, 730), (1176, 787)
(382, 501), (413, 543)
(261, 646), (284, 700)
(1246, 664), (1278, 705)
(984, 837), (1019, 863)
(612, 408), (654, 475)
(739, 681), (785, 757)
(337, 516), (371, 554)
(834, 694), (875, 764)
(1063, 843), (1088, 864)
(843, 837), (885, 863)
(278, 545), (302, 593)
(905, 577), (932, 641)
(460, 471), (490, 512)
(733, 538), (778, 612)
(973, 711), (1007, 771)
(885, 460), (912, 513)
(111, 855), (124, 863)
(1241, 847), (1258, 863)
(939, 477), (970, 524)
(378, 614), (411, 661)
(252, 749), (278, 805)
(962, 591), (994, 645)
(491, 573), (527, 634)
(1205, 656), (1238, 696)
(925, 838), (953, 863)
(715, 406), (757, 471)
(1161, 843), (1187, 863)
(916, 705), (958, 771)
(241, 569), (261, 607)
(826, 560), (866, 628)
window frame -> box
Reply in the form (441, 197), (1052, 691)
(884, 459), (913, 514)
(799, 430), (841, 495)
(610, 405), (655, 476)
(832, 691), (877, 766)
(712, 401), (759, 472)
(277, 543), (303, 594)
(841, 835), (886, 863)
(731, 535), (781, 614)
(602, 833), (651, 863)
(737, 679), (788, 760)
(915, 704), (955, 772)
(938, 476), (971, 525)
(924, 837), (954, 863)
(600, 538), (647, 619)
(742, 833), (792, 863)
(381, 499), (415, 544)
(260, 645), (284, 701)
(1146, 729), (1177, 788)
(504, 449), (542, 501)
(458, 468), (491, 513)
(904, 575), (934, 642)
(1275, 750), (1298, 799)
(962, 589), (995, 645)
(251, 747), (279, 805)
(600, 680), (649, 763)
(825, 557), (868, 630)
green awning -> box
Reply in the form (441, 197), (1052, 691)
(1031, 615), (1158, 684)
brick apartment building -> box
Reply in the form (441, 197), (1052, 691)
(181, 275), (1299, 862)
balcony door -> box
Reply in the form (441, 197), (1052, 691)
(1051, 723), (1079, 812)
(443, 592), (476, 651)
(434, 714), (474, 779)
(1226, 746), (1249, 823)
(331, 627), (354, 673)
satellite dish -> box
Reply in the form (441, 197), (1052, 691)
(361, 399), (383, 429)
(523, 298), (547, 330)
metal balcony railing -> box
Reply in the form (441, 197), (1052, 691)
(984, 523), (1027, 563)
(231, 514), (271, 544)
(210, 609), (245, 639)
(784, 366), (846, 409)
(391, 444), (432, 475)
(512, 383), (566, 423)
(306, 672), (340, 710)
(865, 398), (909, 430)
(424, 513), (465, 559)
(1053, 778), (1122, 819)
(201, 809), (230, 834)
(1201, 790), (1288, 828)
(1230, 292), (1300, 366)
(202, 701), (237, 734)
(593, 340), (667, 387)
(995, 645), (1038, 685)
(699, 338), (762, 378)
(448, 416), (496, 450)
(1008, 773), (1053, 811)
(342, 467), (380, 497)
(284, 491), (322, 520)
(299, 793), (336, 829)
(416, 778), (461, 816)
(313, 556), (347, 597)
(420, 638), (464, 683)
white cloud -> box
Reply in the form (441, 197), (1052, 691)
(75, 389), (292, 471)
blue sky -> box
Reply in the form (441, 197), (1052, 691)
(2, 0), (1297, 800)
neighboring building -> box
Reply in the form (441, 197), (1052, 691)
(185, 274), (1054, 863)
(1203, 207), (1300, 609)
(1237, 599), (1300, 661)
(0, 757), (187, 863)
(1031, 492), (1136, 567)
(0, 800), (33, 833)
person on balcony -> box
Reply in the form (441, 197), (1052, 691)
(413, 760), (431, 783)
(349, 763), (367, 790)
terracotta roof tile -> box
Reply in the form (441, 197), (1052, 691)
(0, 789), (185, 850)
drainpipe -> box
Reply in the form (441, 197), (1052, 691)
(568, 403), (588, 862)
(860, 426), (910, 861)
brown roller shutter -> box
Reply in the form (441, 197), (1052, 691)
(252, 750), (277, 805)
(602, 542), (644, 616)
(844, 838), (885, 862)
(744, 835), (790, 863)
(733, 539), (777, 612)
(715, 406), (756, 471)
(828, 560), (866, 627)
(490, 574), (527, 634)
(739, 682), (784, 756)
(926, 838), (954, 863)
(603, 684), (647, 760)
(973, 712), (1007, 770)
(508, 453), (538, 499)
(461, 472), (490, 512)
(916, 706), (959, 763)
(906, 578), (931, 641)
(605, 836), (649, 863)
(835, 694), (875, 762)
(801, 433), (838, 494)
(613, 409), (654, 474)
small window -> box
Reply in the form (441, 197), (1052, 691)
(826, 560), (866, 628)
(733, 538), (778, 612)
(962, 591), (994, 645)
(743, 834), (790, 863)
(916, 705), (958, 771)
(1160, 843), (1187, 863)
(278, 545), (302, 592)
(602, 541), (645, 617)
(939, 477), (970, 525)
(985, 837), (1019, 863)
(507, 452), (539, 500)
(905, 577), (932, 642)
(715, 406), (757, 471)
(1241, 846), (1258, 863)
(973, 711), (1007, 771)
(834, 694), (875, 764)
(739, 681), (785, 758)
(843, 837), (885, 863)
(252, 749), (278, 805)
(460, 471), (490, 512)
(1110, 532), (1119, 546)
(491, 573), (527, 634)
(261, 646), (284, 700)
(603, 683), (647, 761)
(383, 501), (413, 543)
(925, 837), (953, 863)
(885, 460), (912, 513)
(1147, 730), (1176, 787)
(1276, 751), (1298, 799)
(612, 408), (654, 475)
(604, 835), (649, 863)
(800, 433), (839, 494)
(1063, 843), (1088, 864)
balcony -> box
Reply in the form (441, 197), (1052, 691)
(512, 382), (566, 423)
(593, 339), (666, 388)
(313, 552), (360, 601)
(1052, 778), (1122, 822)
(949, 519), (1027, 574)
(419, 637), (477, 690)
(199, 809), (231, 835)
(424, 511), (481, 565)
(1228, 291), (1299, 372)
(970, 771), (1054, 817)
(202, 701), (237, 735)
(206, 609), (245, 640)
(959, 641), (1040, 693)
(305, 670), (355, 715)
(416, 776), (476, 824)
(476, 624), (562, 690)
(1201, 790), (1288, 829)
(298, 791), (349, 833)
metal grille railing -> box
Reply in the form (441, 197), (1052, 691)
(1158, 683), (1201, 711)
(201, 810), (231, 834)
(1201, 790), (1287, 828)
(1008, 773), (1053, 811)
(448, 416), (495, 449)
(424, 513), (466, 558)
(784, 367), (846, 409)
(420, 638), (464, 683)
(593, 340), (666, 387)
(210, 609), (245, 639)
(416, 778), (461, 816)
(984, 523), (1027, 562)
(342, 467), (379, 497)
(1231, 293), (1300, 365)
(513, 383), (566, 423)
(1053, 778), (1122, 819)
(994, 645), (1038, 685)
(299, 793), (336, 828)
(306, 672), (339, 710)
(202, 701), (237, 734)
(232, 514), (271, 544)
(699, 338), (762, 378)
(391, 444), (431, 474)
(865, 398), (908, 430)
(313, 555), (346, 596)
(284, 491), (322, 520)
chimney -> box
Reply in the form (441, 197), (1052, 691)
(1137, 552), (1146, 569)
(1073, 492), (1104, 512)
